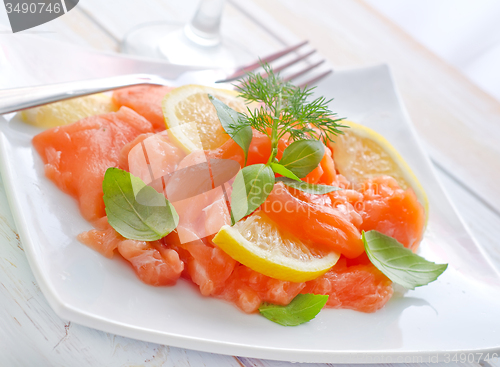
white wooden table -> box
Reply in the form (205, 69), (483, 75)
(1, 1), (500, 366)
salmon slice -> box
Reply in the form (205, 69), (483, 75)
(117, 239), (184, 286)
(169, 232), (390, 313)
(261, 182), (365, 258)
(209, 129), (272, 168)
(318, 148), (337, 185)
(32, 107), (154, 222)
(211, 129), (333, 185)
(359, 176), (425, 251)
(125, 131), (186, 194)
(328, 189), (364, 229)
(78, 217), (183, 285)
(174, 237), (238, 296)
(118, 133), (154, 171)
(77, 217), (122, 258)
(166, 230), (304, 313)
(302, 258), (393, 313)
(113, 85), (173, 132)
(218, 265), (306, 313)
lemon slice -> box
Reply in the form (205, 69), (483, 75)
(20, 94), (118, 129)
(329, 120), (429, 215)
(162, 85), (248, 152)
(213, 211), (339, 282)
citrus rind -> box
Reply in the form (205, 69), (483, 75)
(330, 120), (429, 218)
(161, 85), (246, 153)
(213, 212), (339, 283)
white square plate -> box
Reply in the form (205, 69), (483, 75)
(1, 52), (500, 363)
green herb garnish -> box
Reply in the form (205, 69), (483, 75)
(230, 164), (275, 223)
(278, 140), (324, 178)
(269, 163), (301, 181)
(259, 294), (329, 326)
(209, 64), (344, 218)
(103, 168), (179, 241)
(363, 230), (448, 289)
(237, 63), (346, 149)
(208, 94), (252, 165)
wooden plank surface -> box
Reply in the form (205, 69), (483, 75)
(1, 0), (500, 366)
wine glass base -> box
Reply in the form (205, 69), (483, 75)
(122, 22), (253, 68)
(121, 22), (181, 60)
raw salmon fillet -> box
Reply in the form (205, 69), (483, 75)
(32, 107), (154, 222)
(78, 217), (184, 285)
(261, 182), (365, 259)
(302, 257), (393, 313)
(359, 176), (425, 251)
(67, 110), (424, 314)
(113, 85), (173, 132)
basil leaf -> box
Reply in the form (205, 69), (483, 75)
(103, 168), (179, 241)
(363, 230), (448, 289)
(279, 140), (324, 178)
(208, 94), (253, 165)
(277, 177), (341, 194)
(269, 162), (301, 181)
(231, 164), (275, 223)
(259, 294), (329, 326)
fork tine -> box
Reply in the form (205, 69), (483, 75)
(246, 40), (308, 70)
(298, 69), (333, 88)
(215, 40), (309, 83)
(266, 50), (317, 76)
(283, 59), (326, 82)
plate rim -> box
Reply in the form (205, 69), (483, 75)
(1, 63), (500, 364)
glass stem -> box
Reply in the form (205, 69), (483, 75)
(184, 0), (226, 47)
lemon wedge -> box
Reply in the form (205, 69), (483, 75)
(20, 93), (118, 129)
(212, 211), (339, 282)
(329, 120), (429, 215)
(161, 85), (248, 152)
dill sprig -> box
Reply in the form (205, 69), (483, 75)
(234, 63), (347, 163)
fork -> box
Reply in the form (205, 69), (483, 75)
(0, 41), (332, 115)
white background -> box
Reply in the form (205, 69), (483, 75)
(365, 0), (500, 101)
